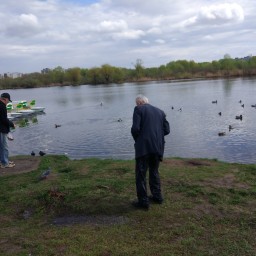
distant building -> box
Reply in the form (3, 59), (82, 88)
(9, 72), (23, 78)
(235, 55), (253, 61)
(41, 68), (51, 74)
(1, 72), (23, 79)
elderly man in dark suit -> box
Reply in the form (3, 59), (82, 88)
(131, 95), (170, 210)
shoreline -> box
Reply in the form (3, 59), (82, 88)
(2, 155), (255, 177)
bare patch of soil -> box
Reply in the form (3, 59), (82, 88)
(200, 174), (250, 189)
(52, 215), (129, 226)
(191, 200), (255, 222)
(0, 156), (41, 176)
(163, 158), (216, 167)
(192, 202), (226, 219)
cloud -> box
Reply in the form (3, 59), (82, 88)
(99, 20), (128, 32)
(182, 3), (244, 27)
(155, 39), (165, 44)
(142, 40), (150, 44)
(6, 13), (42, 38)
(0, 0), (254, 73)
(112, 29), (146, 40)
(147, 27), (162, 35)
(200, 3), (244, 22)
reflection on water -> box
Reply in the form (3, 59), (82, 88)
(5, 77), (256, 164)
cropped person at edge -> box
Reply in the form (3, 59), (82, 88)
(131, 94), (170, 210)
(0, 93), (15, 168)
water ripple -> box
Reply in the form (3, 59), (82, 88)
(8, 78), (256, 164)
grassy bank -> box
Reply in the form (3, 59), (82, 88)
(0, 155), (256, 256)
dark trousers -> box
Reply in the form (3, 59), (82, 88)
(135, 154), (163, 205)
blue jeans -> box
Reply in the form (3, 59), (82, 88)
(0, 133), (9, 165)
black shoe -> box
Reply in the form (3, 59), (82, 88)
(149, 195), (163, 204)
(131, 201), (149, 210)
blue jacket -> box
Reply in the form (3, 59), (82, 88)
(131, 103), (170, 160)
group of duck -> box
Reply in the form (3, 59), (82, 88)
(31, 150), (46, 156)
(171, 99), (255, 137)
(214, 99), (256, 136)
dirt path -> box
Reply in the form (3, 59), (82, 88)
(0, 156), (41, 176)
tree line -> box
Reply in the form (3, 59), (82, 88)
(1, 56), (256, 89)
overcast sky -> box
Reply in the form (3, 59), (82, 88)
(0, 0), (255, 73)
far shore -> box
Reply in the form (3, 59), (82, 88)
(3, 74), (256, 91)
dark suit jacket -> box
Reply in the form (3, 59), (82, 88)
(131, 103), (170, 159)
(0, 101), (14, 134)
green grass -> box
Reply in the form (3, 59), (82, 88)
(0, 156), (256, 255)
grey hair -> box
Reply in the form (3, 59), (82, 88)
(136, 94), (149, 105)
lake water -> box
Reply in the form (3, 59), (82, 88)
(5, 77), (256, 164)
